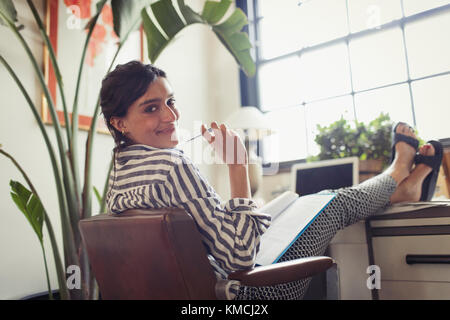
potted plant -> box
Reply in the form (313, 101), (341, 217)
(309, 113), (418, 182)
(0, 0), (255, 300)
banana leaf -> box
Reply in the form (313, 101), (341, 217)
(10, 180), (44, 242)
(112, 0), (154, 41)
(141, 7), (168, 62)
(9, 180), (54, 299)
(212, 8), (255, 77)
(201, 0), (232, 24)
(177, 0), (203, 24)
(0, 0), (17, 25)
(142, 0), (256, 76)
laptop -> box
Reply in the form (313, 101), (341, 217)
(291, 157), (359, 196)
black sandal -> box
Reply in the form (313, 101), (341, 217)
(390, 122), (419, 164)
(414, 140), (444, 201)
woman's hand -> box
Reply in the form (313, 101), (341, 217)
(201, 121), (248, 167)
(201, 121), (251, 198)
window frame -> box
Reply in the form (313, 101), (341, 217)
(237, 0), (450, 170)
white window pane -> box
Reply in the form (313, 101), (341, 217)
(258, 56), (302, 111)
(347, 0), (403, 33)
(263, 107), (307, 162)
(305, 95), (355, 156)
(258, 1), (305, 59)
(259, 0), (348, 59)
(298, 43), (352, 102)
(350, 28), (408, 91)
(405, 11), (450, 79)
(403, 0), (450, 16)
(412, 74), (450, 140)
(354, 84), (414, 125)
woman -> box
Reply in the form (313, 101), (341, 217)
(100, 61), (441, 300)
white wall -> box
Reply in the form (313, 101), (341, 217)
(0, 0), (116, 299)
(0, 0), (240, 299)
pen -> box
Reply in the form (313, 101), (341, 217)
(182, 127), (213, 144)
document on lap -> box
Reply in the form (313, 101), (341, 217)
(255, 191), (336, 266)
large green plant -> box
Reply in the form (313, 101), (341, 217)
(309, 113), (395, 167)
(0, 0), (255, 300)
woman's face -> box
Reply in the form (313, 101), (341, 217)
(112, 77), (180, 149)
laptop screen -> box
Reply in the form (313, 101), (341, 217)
(294, 162), (355, 196)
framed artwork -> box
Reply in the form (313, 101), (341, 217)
(42, 0), (144, 133)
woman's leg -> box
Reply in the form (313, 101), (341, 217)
(235, 124), (435, 300)
(235, 173), (397, 300)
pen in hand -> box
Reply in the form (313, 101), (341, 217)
(182, 127), (213, 144)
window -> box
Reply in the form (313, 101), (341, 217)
(237, 0), (450, 163)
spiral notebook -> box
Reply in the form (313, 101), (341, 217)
(255, 191), (336, 266)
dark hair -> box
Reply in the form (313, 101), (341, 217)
(100, 60), (166, 148)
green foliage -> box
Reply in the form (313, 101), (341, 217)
(0, 0), (17, 25)
(212, 8), (255, 76)
(201, 0), (232, 24)
(10, 180), (44, 242)
(93, 186), (102, 207)
(309, 113), (395, 167)
(9, 179), (53, 299)
(111, 0), (150, 41)
(142, 0), (255, 76)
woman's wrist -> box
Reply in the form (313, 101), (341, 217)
(227, 162), (248, 169)
(226, 149), (248, 167)
(228, 164), (251, 199)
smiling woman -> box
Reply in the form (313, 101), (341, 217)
(109, 76), (180, 149)
(99, 60), (264, 299)
(100, 61), (171, 148)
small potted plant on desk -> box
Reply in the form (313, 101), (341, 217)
(308, 113), (422, 182)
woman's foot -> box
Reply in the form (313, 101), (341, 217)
(385, 123), (418, 184)
(390, 144), (434, 204)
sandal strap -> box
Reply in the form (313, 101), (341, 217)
(392, 133), (419, 151)
(414, 154), (436, 169)
(414, 140), (444, 171)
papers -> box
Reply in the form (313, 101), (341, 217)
(255, 192), (336, 266)
(257, 191), (299, 220)
(381, 201), (450, 215)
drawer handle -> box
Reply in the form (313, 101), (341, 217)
(406, 254), (450, 265)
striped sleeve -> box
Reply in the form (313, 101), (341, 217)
(163, 159), (271, 274)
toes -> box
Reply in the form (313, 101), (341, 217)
(420, 144), (435, 156)
(396, 122), (416, 139)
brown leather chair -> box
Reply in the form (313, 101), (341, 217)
(79, 208), (334, 300)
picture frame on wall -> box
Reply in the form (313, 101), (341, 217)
(42, 0), (143, 133)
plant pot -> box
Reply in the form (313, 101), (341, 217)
(359, 159), (384, 183)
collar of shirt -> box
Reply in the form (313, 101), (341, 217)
(115, 144), (184, 165)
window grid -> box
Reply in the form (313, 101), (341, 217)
(400, 0), (417, 126)
(344, 0), (358, 122)
(239, 1), (450, 162)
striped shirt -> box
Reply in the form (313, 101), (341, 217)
(106, 144), (271, 299)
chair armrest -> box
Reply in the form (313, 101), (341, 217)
(227, 256), (334, 287)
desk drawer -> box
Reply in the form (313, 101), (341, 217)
(372, 235), (450, 282)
